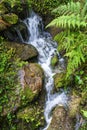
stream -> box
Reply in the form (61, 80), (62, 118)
(22, 11), (68, 130)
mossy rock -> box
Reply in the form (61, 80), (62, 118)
(47, 105), (75, 130)
(19, 63), (44, 104)
(2, 13), (18, 24)
(6, 42), (38, 61)
(51, 55), (58, 67)
(68, 95), (81, 118)
(3, 20), (29, 42)
(53, 72), (66, 91)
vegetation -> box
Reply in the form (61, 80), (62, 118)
(31, 0), (69, 16)
(0, 37), (20, 129)
(47, 1), (87, 80)
(0, 0), (87, 130)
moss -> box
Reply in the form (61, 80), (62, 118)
(53, 73), (66, 91)
(21, 87), (36, 106)
(2, 13), (18, 24)
(51, 55), (58, 67)
(34, 63), (44, 80)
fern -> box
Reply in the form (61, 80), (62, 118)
(62, 32), (87, 78)
(52, 2), (81, 16)
(47, 14), (87, 29)
(56, 31), (87, 79)
(47, 1), (87, 79)
(47, 1), (87, 29)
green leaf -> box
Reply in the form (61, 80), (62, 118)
(81, 110), (87, 118)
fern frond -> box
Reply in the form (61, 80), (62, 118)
(52, 1), (81, 16)
(54, 31), (66, 43)
(81, 2), (87, 18)
(65, 48), (85, 78)
(47, 14), (87, 29)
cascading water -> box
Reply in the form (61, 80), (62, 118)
(23, 11), (68, 130)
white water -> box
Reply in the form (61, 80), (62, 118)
(23, 12), (68, 130)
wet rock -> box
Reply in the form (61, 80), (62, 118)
(19, 63), (44, 103)
(3, 21), (29, 42)
(47, 27), (62, 38)
(68, 95), (81, 118)
(53, 72), (66, 91)
(47, 105), (75, 130)
(6, 42), (38, 61)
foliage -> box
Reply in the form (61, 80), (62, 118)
(47, 1), (87, 29)
(47, 1), (87, 80)
(3, 0), (32, 8)
(80, 109), (87, 130)
(81, 110), (87, 118)
(79, 123), (87, 130)
(17, 105), (44, 129)
(31, 0), (69, 15)
(0, 37), (26, 129)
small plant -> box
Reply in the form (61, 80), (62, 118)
(81, 110), (87, 118)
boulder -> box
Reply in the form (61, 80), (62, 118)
(19, 63), (44, 103)
(6, 42), (38, 61)
(3, 21), (29, 42)
(47, 105), (75, 130)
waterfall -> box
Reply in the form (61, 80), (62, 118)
(23, 11), (68, 130)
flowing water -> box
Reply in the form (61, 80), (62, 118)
(23, 11), (68, 130)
